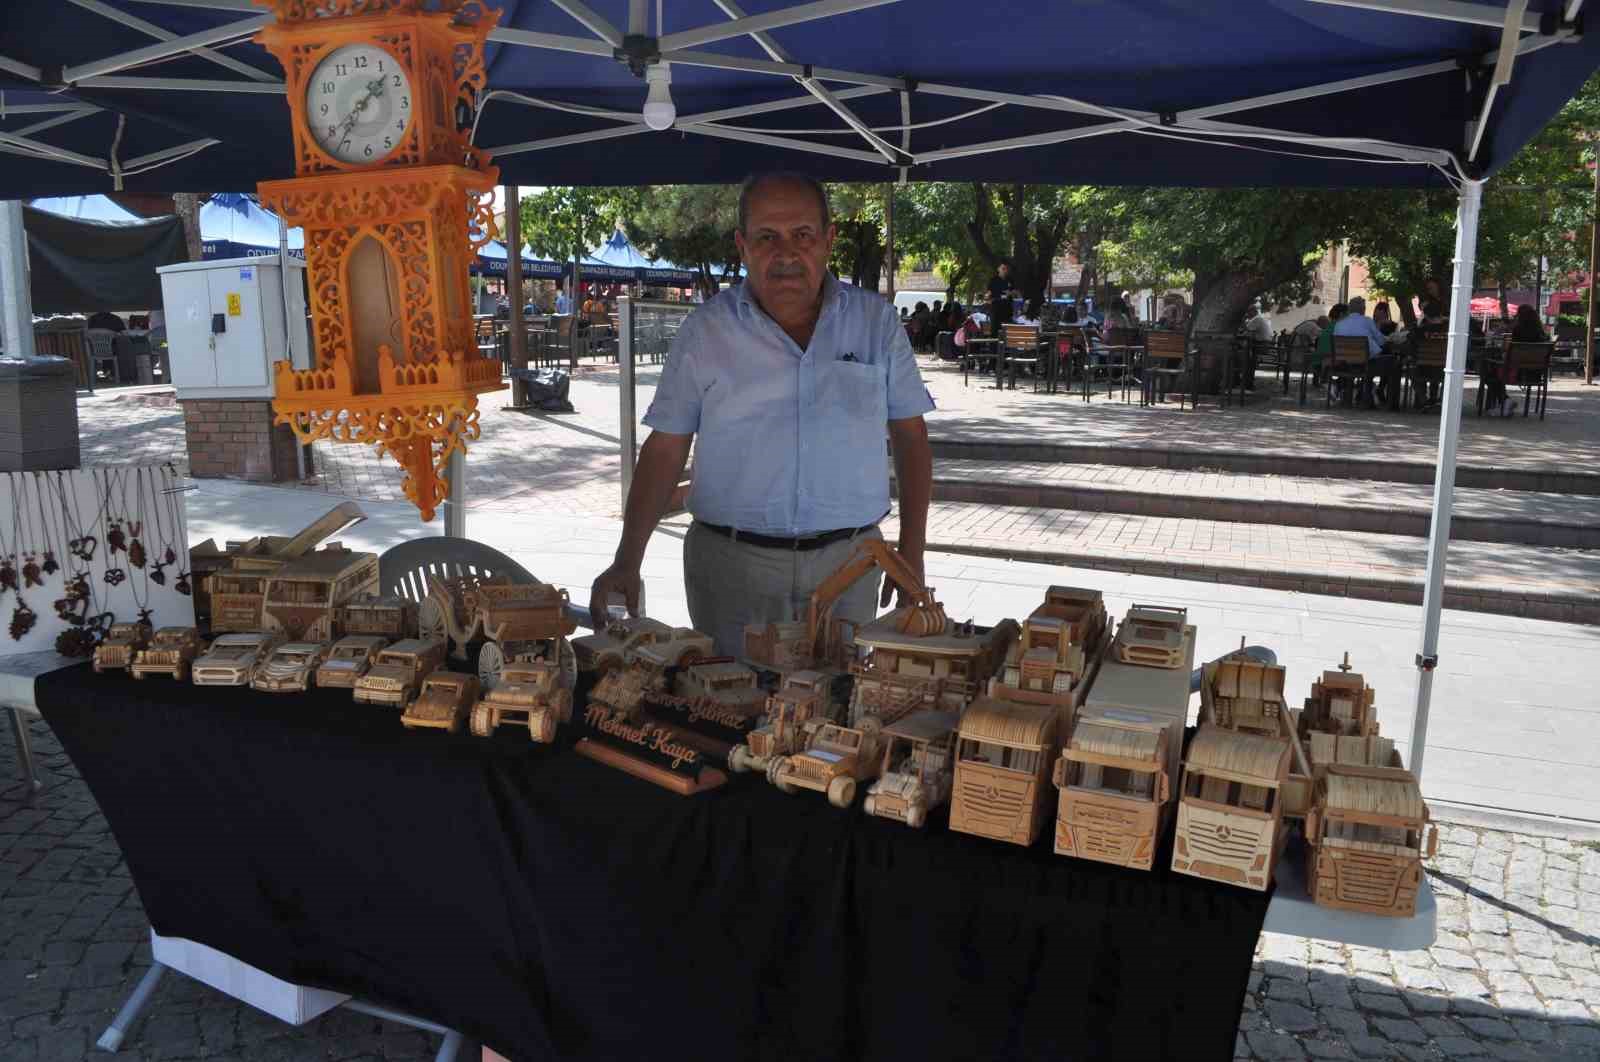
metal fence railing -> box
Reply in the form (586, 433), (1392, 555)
(617, 297), (695, 509)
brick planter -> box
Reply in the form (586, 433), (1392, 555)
(180, 398), (310, 483)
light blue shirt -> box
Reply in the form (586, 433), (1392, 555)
(644, 275), (935, 536)
(1333, 312), (1387, 358)
(555, 292), (571, 315)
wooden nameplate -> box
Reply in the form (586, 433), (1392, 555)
(575, 738), (727, 795)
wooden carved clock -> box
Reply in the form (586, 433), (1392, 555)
(254, 0), (504, 522)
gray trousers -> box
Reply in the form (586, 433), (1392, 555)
(683, 521), (884, 658)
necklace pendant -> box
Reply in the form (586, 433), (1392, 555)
(8, 600), (36, 641)
(21, 559), (42, 588)
(41, 551), (59, 576)
(129, 540), (147, 570)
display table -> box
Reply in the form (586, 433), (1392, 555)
(32, 662), (1269, 1062)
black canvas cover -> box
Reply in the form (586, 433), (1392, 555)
(22, 205), (186, 315)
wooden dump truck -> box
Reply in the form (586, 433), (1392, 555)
(419, 574), (576, 688)
(863, 709), (960, 829)
(948, 698), (1058, 847)
(1001, 586), (1107, 699)
(1052, 708), (1177, 870)
(1171, 724), (1292, 892)
(1304, 764), (1436, 918)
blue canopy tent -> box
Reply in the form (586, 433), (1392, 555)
(471, 238), (565, 278)
(29, 194), (145, 224)
(198, 191), (303, 260)
(0, 0), (1597, 772)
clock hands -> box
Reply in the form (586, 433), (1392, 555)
(327, 76), (388, 147)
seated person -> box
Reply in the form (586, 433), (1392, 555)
(1315, 304), (1348, 390)
(1405, 301), (1447, 408)
(86, 310), (125, 332)
(1013, 298), (1042, 328)
(1332, 296), (1394, 406)
(1486, 304), (1548, 414)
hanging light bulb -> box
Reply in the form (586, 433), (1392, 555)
(643, 63), (675, 131)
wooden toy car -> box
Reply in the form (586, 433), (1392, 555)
(1301, 653), (1379, 739)
(252, 641), (332, 693)
(573, 616), (677, 675)
(260, 548), (379, 643)
(729, 669), (842, 775)
(632, 629), (716, 673)
(1171, 724), (1291, 891)
(1112, 605), (1191, 669)
(353, 637), (448, 707)
(93, 621), (152, 674)
(674, 659), (768, 716)
(1304, 764), (1436, 918)
(948, 698), (1058, 846)
(1052, 709), (1177, 871)
(863, 709), (960, 828)
(339, 595), (417, 641)
(418, 574), (576, 688)
(130, 627), (204, 682)
(1001, 586), (1107, 698)
(470, 658), (571, 743)
(192, 631), (284, 686)
(402, 671), (480, 733)
(315, 635), (391, 689)
(768, 721), (882, 808)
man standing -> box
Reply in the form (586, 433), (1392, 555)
(986, 262), (1014, 337)
(555, 287), (571, 315)
(588, 172), (935, 657)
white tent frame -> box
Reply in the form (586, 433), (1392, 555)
(1, 0), (1590, 779)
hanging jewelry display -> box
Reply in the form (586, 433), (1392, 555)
(99, 470), (128, 588)
(9, 598), (36, 641)
(56, 626), (96, 657)
(148, 467), (174, 586)
(124, 470), (154, 626)
(52, 473), (107, 635)
(17, 476), (43, 589)
(34, 474), (59, 576)
(161, 467), (191, 596)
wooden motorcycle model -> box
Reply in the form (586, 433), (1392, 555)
(418, 573), (577, 690)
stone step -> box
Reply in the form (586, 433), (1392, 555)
(929, 437), (1600, 497)
(880, 501), (1600, 627)
(923, 460), (1600, 549)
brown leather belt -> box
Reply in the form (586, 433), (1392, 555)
(697, 520), (878, 552)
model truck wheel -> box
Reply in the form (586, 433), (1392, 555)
(529, 708), (556, 744)
(418, 599), (447, 643)
(552, 687), (573, 725)
(827, 776), (857, 808)
(469, 702), (494, 737)
(863, 793), (877, 817)
(476, 641), (505, 690)
(768, 757), (796, 793)
(729, 745), (752, 773)
(906, 804), (926, 829)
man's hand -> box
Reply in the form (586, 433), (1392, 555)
(879, 547), (924, 609)
(589, 563), (643, 626)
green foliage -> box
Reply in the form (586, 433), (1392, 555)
(827, 184), (888, 290)
(518, 187), (626, 267)
(611, 185), (741, 295)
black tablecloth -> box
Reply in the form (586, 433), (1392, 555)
(37, 664), (1269, 1062)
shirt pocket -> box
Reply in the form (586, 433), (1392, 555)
(813, 359), (890, 515)
(822, 359), (887, 425)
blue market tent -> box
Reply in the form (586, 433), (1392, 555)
(1, 0), (1597, 772)
(471, 239), (564, 279)
(587, 230), (697, 287)
(29, 195), (144, 224)
(198, 192), (302, 260)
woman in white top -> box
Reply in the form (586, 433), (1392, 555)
(1012, 297), (1042, 328)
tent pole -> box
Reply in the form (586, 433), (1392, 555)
(505, 185), (528, 407)
(0, 201), (37, 359)
(1409, 177), (1482, 782)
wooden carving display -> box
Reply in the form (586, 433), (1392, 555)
(948, 698), (1058, 846)
(1304, 764), (1436, 917)
(130, 627), (204, 682)
(255, 1), (505, 521)
(1170, 724), (1291, 891)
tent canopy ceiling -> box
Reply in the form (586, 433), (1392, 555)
(0, 0), (1595, 195)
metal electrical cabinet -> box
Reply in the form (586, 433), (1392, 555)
(156, 255), (311, 400)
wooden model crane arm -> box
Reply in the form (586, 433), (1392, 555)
(802, 540), (945, 662)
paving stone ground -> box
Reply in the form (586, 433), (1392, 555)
(3, 718), (1597, 1061)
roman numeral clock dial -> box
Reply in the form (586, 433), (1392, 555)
(306, 43), (411, 164)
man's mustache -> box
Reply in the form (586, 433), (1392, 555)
(768, 262), (806, 277)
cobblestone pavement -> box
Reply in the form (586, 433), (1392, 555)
(4, 717), (1597, 1061)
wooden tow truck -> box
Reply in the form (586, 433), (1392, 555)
(863, 709), (961, 828)
(418, 573), (577, 689)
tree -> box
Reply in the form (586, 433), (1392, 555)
(825, 184), (888, 291)
(892, 182), (996, 303)
(613, 185), (741, 297)
(520, 187), (625, 296)
(963, 183), (1081, 306)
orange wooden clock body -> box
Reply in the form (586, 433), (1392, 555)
(254, 0), (504, 522)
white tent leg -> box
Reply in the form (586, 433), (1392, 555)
(1409, 177), (1483, 781)
(0, 200), (37, 359)
(444, 423), (466, 538)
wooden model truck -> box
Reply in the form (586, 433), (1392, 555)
(863, 709), (960, 829)
(1205, 647), (1287, 736)
(1170, 724), (1292, 891)
(315, 635), (390, 689)
(130, 627), (204, 682)
(768, 721), (883, 808)
(418, 574), (577, 688)
(1112, 605), (1191, 669)
(1052, 709), (1176, 870)
(1301, 654), (1379, 740)
(1001, 586), (1107, 698)
(729, 669), (840, 775)
(402, 671), (481, 734)
(849, 614), (1018, 725)
(338, 595), (417, 641)
(93, 621), (152, 674)
(948, 698), (1058, 846)
(1304, 764), (1436, 918)
(251, 642), (332, 693)
(470, 658), (571, 743)
(189, 501), (365, 631)
(260, 548), (379, 643)
(192, 632), (284, 686)
(353, 637), (448, 707)
(573, 616), (676, 675)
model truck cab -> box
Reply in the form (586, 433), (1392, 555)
(1304, 764), (1436, 918)
(864, 710), (960, 828)
(1003, 586), (1106, 696)
(354, 637), (447, 707)
(1171, 726), (1291, 891)
(1112, 605), (1190, 669)
(93, 621), (153, 673)
(729, 669), (839, 774)
(948, 699), (1058, 846)
(1052, 711), (1174, 870)
(675, 660), (767, 717)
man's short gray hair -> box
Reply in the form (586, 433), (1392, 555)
(1348, 295), (1366, 313)
(738, 172), (831, 234)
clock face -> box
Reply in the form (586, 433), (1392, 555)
(305, 43), (412, 165)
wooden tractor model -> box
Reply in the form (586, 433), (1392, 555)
(729, 669), (842, 775)
(418, 573), (577, 691)
(470, 657), (572, 744)
(1001, 586), (1107, 698)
